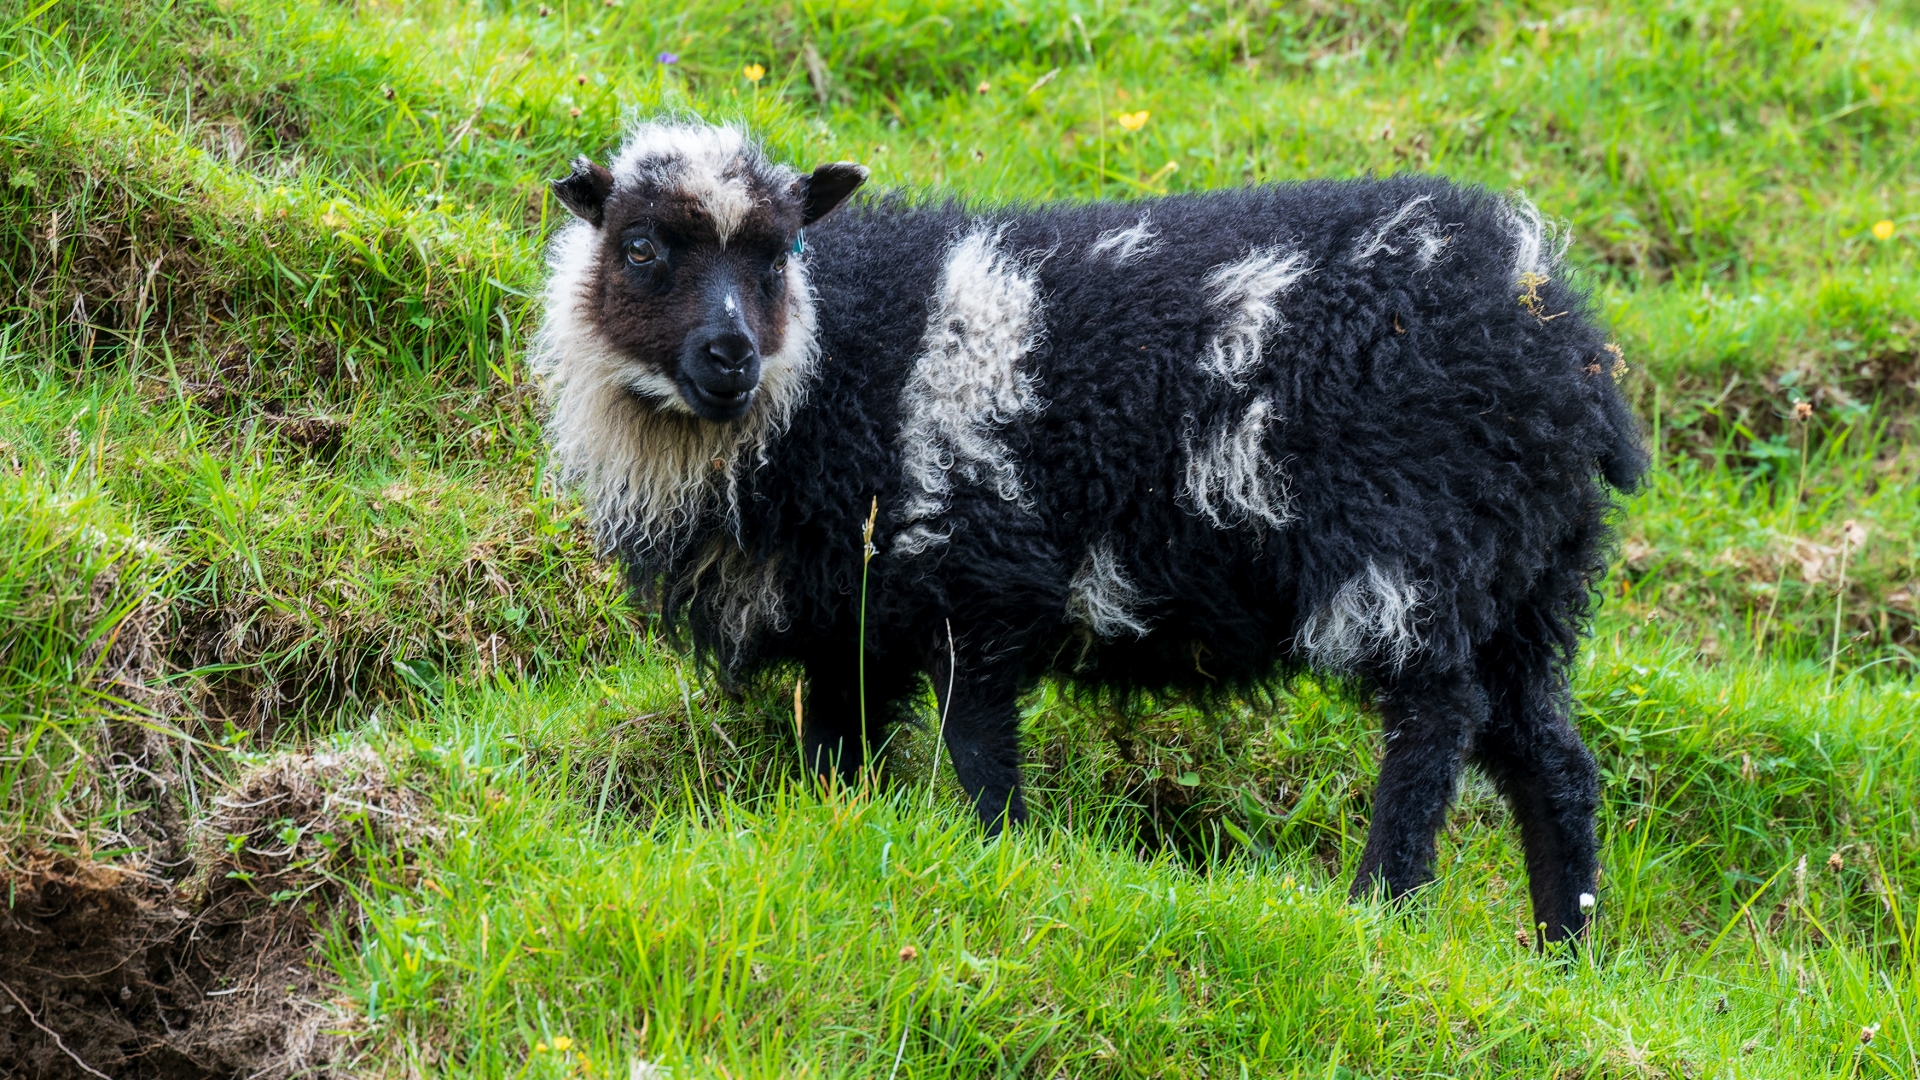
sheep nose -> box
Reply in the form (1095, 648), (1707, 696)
(707, 334), (757, 376)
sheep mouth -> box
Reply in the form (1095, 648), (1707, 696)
(685, 382), (757, 420)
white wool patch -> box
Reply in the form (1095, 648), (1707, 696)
(1497, 193), (1569, 283)
(1350, 195), (1448, 267)
(681, 537), (789, 649)
(1088, 213), (1162, 265)
(894, 224), (1046, 555)
(530, 219), (820, 557)
(1065, 540), (1150, 638)
(1199, 247), (1311, 387)
(610, 122), (761, 243)
(1295, 561), (1428, 672)
(1182, 397), (1294, 530)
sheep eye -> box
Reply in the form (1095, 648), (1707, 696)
(772, 252), (788, 273)
(624, 238), (657, 266)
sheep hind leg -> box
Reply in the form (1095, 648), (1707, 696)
(1349, 668), (1486, 905)
(928, 648), (1030, 837)
(1473, 646), (1600, 947)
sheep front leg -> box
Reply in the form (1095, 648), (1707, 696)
(928, 646), (1029, 836)
(800, 649), (920, 790)
(1350, 669), (1486, 904)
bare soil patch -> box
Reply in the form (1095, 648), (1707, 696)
(1, 748), (430, 1079)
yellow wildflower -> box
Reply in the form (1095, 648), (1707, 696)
(1116, 110), (1149, 132)
(743, 64), (766, 83)
(1871, 219), (1895, 241)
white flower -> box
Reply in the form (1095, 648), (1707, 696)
(1578, 892), (1597, 913)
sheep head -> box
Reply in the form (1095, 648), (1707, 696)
(548, 123), (865, 423)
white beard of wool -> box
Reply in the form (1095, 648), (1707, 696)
(1065, 539), (1151, 639)
(531, 219), (821, 560)
(895, 225), (1047, 556)
(1296, 561), (1428, 672)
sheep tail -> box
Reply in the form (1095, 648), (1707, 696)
(1596, 390), (1649, 495)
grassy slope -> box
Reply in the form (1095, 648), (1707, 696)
(1, 0), (1918, 1075)
(346, 640), (1920, 1079)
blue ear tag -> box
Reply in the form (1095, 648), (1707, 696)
(792, 232), (806, 256)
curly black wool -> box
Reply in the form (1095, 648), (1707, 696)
(536, 122), (1645, 944)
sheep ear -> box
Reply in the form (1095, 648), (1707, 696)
(552, 156), (614, 227)
(795, 162), (868, 225)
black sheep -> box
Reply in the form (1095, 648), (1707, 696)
(535, 122), (1645, 944)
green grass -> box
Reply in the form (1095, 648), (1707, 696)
(2, 0), (1918, 1074)
(346, 639), (1920, 1078)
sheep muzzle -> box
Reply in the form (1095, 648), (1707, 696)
(677, 318), (762, 421)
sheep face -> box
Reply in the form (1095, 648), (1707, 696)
(549, 126), (867, 423)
